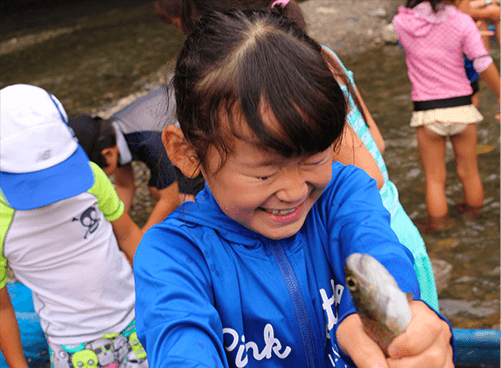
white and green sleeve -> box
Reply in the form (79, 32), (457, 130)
(87, 162), (124, 222)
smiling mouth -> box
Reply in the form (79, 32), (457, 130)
(263, 205), (300, 216)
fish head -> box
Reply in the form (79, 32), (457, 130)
(344, 253), (413, 335)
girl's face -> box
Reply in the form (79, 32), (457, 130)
(201, 107), (334, 240)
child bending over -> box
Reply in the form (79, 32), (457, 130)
(69, 86), (204, 234)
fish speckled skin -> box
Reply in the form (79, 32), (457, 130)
(344, 253), (413, 356)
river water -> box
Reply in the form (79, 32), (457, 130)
(1, 0), (499, 330)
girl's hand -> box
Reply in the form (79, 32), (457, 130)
(337, 301), (454, 367)
(386, 301), (454, 367)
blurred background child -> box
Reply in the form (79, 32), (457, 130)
(69, 86), (204, 233)
(393, 0), (500, 232)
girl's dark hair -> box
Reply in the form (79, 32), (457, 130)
(405, 0), (451, 12)
(90, 117), (117, 168)
(174, 0), (370, 135)
(180, 0), (306, 35)
(173, 9), (347, 170)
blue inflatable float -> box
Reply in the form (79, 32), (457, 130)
(0, 282), (49, 368)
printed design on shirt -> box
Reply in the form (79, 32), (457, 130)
(72, 206), (100, 239)
(223, 323), (291, 367)
(319, 279), (348, 368)
(319, 279), (344, 330)
(328, 345), (348, 368)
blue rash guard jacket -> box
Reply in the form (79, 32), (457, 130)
(134, 162), (454, 368)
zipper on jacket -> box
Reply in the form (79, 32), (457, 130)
(270, 241), (317, 368)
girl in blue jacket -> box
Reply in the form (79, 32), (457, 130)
(155, 0), (440, 312)
(133, 9), (454, 368)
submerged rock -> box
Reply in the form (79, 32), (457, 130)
(382, 23), (399, 44)
(431, 258), (454, 294)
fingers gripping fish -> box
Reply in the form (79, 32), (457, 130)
(344, 253), (413, 356)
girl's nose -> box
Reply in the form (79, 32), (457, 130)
(275, 172), (309, 203)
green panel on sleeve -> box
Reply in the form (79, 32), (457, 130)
(87, 162), (125, 222)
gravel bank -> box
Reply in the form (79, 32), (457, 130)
(300, 0), (401, 55)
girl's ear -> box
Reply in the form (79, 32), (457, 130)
(162, 125), (201, 178)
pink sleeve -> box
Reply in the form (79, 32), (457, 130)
(461, 13), (490, 60)
(473, 55), (493, 73)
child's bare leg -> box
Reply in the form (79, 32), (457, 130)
(449, 124), (484, 209)
(416, 126), (448, 218)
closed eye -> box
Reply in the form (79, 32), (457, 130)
(304, 160), (323, 166)
(303, 152), (330, 166)
(303, 158), (326, 167)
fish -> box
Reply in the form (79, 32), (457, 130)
(344, 253), (413, 356)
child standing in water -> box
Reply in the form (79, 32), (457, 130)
(134, 10), (454, 368)
(393, 0), (500, 231)
(156, 0), (440, 312)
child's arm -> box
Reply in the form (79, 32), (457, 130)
(111, 211), (143, 267)
(353, 86), (386, 154)
(114, 163), (136, 213)
(142, 183), (181, 233)
(334, 125), (385, 190)
(88, 161), (142, 265)
(133, 225), (224, 368)
(457, 0), (500, 17)
(321, 163), (454, 367)
(337, 301), (454, 367)
(322, 46), (386, 188)
(479, 62), (501, 102)
(0, 286), (29, 368)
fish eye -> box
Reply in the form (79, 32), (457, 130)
(346, 276), (358, 291)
